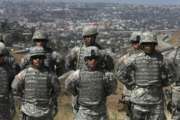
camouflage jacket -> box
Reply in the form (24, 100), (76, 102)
(165, 47), (180, 89)
(65, 69), (117, 100)
(116, 51), (171, 105)
(65, 44), (114, 72)
(20, 47), (64, 76)
(11, 66), (60, 117)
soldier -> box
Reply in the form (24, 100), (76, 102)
(11, 46), (60, 120)
(65, 46), (117, 120)
(0, 41), (20, 74)
(115, 31), (142, 119)
(116, 31), (142, 64)
(0, 34), (20, 73)
(19, 30), (63, 116)
(117, 31), (170, 120)
(0, 42), (19, 118)
(20, 30), (64, 76)
(0, 42), (16, 120)
(165, 38), (180, 120)
(5, 52), (20, 75)
(65, 25), (114, 113)
(65, 24), (114, 71)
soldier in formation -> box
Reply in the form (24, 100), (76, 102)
(65, 46), (117, 120)
(65, 25), (114, 113)
(0, 34), (21, 74)
(116, 31), (142, 119)
(20, 30), (64, 76)
(0, 42), (16, 120)
(116, 31), (142, 65)
(165, 38), (180, 120)
(11, 46), (60, 120)
(65, 24), (114, 71)
(18, 30), (64, 116)
(116, 31), (171, 120)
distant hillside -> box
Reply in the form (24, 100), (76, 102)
(171, 31), (180, 46)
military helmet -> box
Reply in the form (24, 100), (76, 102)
(140, 31), (158, 45)
(32, 30), (48, 41)
(29, 46), (45, 58)
(129, 31), (142, 43)
(84, 46), (100, 58)
(0, 42), (6, 55)
(82, 25), (98, 37)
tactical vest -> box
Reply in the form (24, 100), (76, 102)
(44, 48), (55, 71)
(174, 48), (180, 86)
(76, 47), (86, 70)
(79, 71), (105, 107)
(44, 52), (54, 71)
(134, 53), (163, 86)
(24, 68), (51, 106)
(0, 65), (10, 99)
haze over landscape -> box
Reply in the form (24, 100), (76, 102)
(1, 0), (180, 5)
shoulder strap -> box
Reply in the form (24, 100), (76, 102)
(76, 46), (82, 69)
(173, 47), (179, 65)
(172, 47), (180, 83)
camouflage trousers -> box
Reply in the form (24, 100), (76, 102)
(123, 86), (131, 102)
(131, 103), (166, 120)
(0, 103), (11, 120)
(172, 89), (180, 120)
(123, 86), (132, 120)
(21, 112), (53, 120)
(72, 95), (79, 114)
(172, 110), (180, 120)
(75, 106), (108, 120)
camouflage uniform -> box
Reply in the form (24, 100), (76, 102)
(0, 42), (20, 74)
(11, 46), (60, 120)
(165, 46), (180, 120)
(159, 46), (175, 118)
(20, 30), (64, 76)
(116, 32), (142, 119)
(19, 31), (62, 117)
(0, 42), (16, 120)
(65, 25), (114, 72)
(117, 32), (170, 120)
(65, 46), (117, 120)
(21, 47), (63, 74)
(0, 35), (22, 74)
(65, 25), (114, 113)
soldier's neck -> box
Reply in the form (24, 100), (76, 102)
(144, 51), (157, 55)
(87, 67), (97, 71)
(31, 65), (43, 70)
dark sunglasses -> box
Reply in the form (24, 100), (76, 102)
(84, 56), (98, 61)
(141, 42), (157, 46)
(83, 35), (96, 38)
(131, 41), (139, 44)
(31, 55), (45, 60)
(34, 39), (46, 42)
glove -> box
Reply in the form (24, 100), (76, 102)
(52, 105), (58, 117)
(167, 101), (172, 113)
(51, 98), (58, 117)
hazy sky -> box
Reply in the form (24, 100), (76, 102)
(5, 0), (180, 5)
